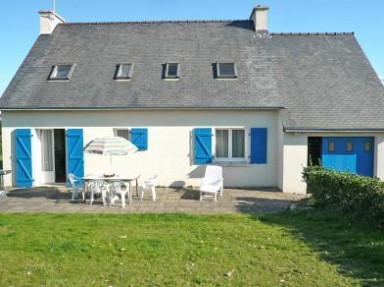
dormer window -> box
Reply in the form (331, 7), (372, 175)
(49, 64), (74, 80)
(216, 62), (237, 78)
(164, 63), (180, 79)
(115, 63), (134, 80)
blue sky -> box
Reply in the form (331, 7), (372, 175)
(1, 0), (383, 95)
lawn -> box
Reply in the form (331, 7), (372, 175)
(0, 211), (383, 286)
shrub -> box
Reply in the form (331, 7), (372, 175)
(303, 166), (384, 227)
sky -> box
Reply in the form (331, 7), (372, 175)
(0, 0), (383, 95)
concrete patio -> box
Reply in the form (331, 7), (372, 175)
(0, 186), (307, 214)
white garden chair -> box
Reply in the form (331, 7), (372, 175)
(68, 173), (85, 202)
(200, 166), (224, 202)
(88, 180), (110, 206)
(109, 181), (131, 208)
(140, 174), (158, 202)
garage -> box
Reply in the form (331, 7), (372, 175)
(321, 137), (374, 177)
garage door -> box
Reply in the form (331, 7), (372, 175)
(322, 137), (374, 177)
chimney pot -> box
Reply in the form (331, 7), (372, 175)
(39, 10), (65, 34)
(250, 5), (269, 34)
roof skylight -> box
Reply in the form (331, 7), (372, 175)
(115, 63), (134, 80)
(48, 64), (74, 80)
(216, 63), (237, 78)
(164, 63), (180, 79)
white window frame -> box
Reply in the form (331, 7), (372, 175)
(213, 127), (248, 163)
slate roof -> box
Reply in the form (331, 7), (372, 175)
(1, 19), (384, 131)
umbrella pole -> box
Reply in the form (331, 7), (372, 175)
(109, 154), (113, 174)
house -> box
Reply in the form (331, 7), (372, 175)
(1, 6), (384, 194)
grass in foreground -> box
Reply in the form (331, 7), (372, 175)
(0, 211), (383, 286)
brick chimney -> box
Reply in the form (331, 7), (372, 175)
(39, 11), (65, 34)
(250, 5), (269, 34)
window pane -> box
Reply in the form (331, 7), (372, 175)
(328, 141), (335, 152)
(364, 141), (371, 152)
(167, 63), (178, 77)
(118, 64), (132, 78)
(232, 130), (245, 158)
(52, 65), (72, 79)
(216, 130), (228, 158)
(41, 130), (54, 171)
(346, 141), (353, 152)
(219, 63), (235, 77)
(117, 129), (130, 140)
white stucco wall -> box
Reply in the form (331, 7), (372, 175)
(2, 110), (279, 189)
(375, 136), (384, 180)
(6, 110), (382, 193)
(280, 133), (308, 194)
(276, 112), (284, 191)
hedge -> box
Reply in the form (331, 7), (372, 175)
(303, 166), (384, 227)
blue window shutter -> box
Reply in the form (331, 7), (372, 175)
(66, 129), (84, 185)
(131, 128), (148, 151)
(15, 129), (33, 187)
(250, 128), (267, 164)
(194, 128), (212, 164)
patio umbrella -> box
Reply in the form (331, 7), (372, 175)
(84, 136), (138, 173)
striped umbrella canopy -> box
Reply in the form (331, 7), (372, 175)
(84, 136), (138, 155)
(84, 137), (138, 173)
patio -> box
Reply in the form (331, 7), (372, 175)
(0, 186), (307, 213)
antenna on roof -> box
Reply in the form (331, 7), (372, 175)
(53, 0), (56, 12)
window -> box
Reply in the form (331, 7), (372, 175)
(49, 64), (74, 80)
(40, 130), (54, 171)
(215, 129), (245, 160)
(216, 130), (228, 157)
(164, 63), (180, 79)
(328, 141), (335, 152)
(216, 62), (237, 78)
(115, 63), (134, 80)
(364, 141), (371, 152)
(346, 141), (353, 152)
(115, 129), (130, 140)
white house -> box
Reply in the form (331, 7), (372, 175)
(1, 6), (384, 194)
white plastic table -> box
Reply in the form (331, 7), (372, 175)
(82, 174), (140, 207)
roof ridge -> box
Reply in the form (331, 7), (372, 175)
(60, 19), (249, 26)
(270, 32), (354, 36)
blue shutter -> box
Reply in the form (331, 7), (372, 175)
(131, 128), (148, 150)
(194, 128), (212, 164)
(250, 128), (267, 164)
(15, 129), (33, 187)
(66, 129), (84, 185)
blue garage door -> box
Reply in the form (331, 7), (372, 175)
(322, 137), (374, 177)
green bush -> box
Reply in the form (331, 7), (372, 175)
(303, 166), (384, 227)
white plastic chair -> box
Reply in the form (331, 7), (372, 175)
(109, 181), (130, 208)
(88, 180), (109, 206)
(68, 173), (85, 202)
(200, 166), (224, 202)
(141, 174), (157, 202)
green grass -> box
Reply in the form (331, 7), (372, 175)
(0, 211), (383, 286)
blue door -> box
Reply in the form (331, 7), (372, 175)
(322, 137), (374, 177)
